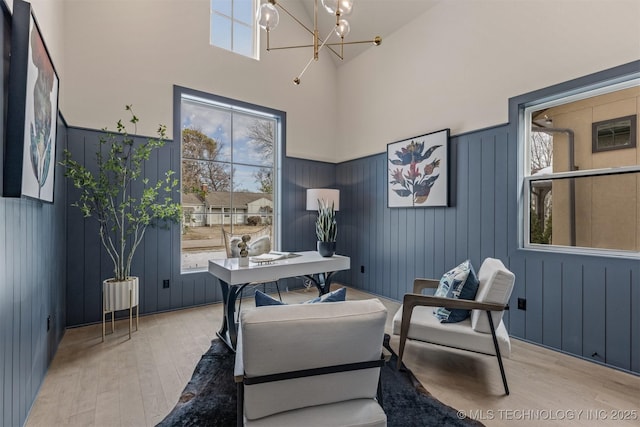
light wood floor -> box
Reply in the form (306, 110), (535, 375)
(26, 287), (639, 427)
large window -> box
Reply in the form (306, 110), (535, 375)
(178, 88), (283, 272)
(522, 78), (640, 256)
(210, 0), (258, 59)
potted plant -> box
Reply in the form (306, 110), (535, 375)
(61, 105), (181, 333)
(315, 199), (337, 257)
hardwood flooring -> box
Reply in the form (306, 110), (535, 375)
(25, 286), (639, 426)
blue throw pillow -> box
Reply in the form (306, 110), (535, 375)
(433, 260), (479, 323)
(255, 287), (347, 307)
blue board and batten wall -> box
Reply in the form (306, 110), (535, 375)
(0, 2), (67, 426)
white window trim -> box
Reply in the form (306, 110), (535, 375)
(520, 76), (640, 258)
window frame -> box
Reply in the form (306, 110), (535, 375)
(210, 0), (259, 59)
(520, 76), (640, 258)
(174, 86), (285, 274)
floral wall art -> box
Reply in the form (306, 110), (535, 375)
(387, 129), (449, 207)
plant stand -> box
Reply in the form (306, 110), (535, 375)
(102, 277), (139, 341)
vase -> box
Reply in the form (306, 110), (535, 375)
(102, 276), (139, 341)
(103, 276), (139, 312)
(238, 256), (249, 267)
(317, 241), (336, 257)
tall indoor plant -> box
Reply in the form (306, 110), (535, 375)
(315, 199), (337, 257)
(62, 105), (181, 326)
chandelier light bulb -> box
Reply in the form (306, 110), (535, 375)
(321, 0), (353, 16)
(258, 2), (279, 31)
(335, 19), (350, 38)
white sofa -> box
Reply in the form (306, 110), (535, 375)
(235, 299), (388, 426)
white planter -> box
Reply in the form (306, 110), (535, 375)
(103, 277), (139, 312)
(238, 257), (249, 267)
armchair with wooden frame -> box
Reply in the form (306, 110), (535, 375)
(393, 257), (515, 395)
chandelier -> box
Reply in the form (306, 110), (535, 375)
(257, 0), (382, 85)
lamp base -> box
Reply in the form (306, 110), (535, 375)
(317, 241), (336, 257)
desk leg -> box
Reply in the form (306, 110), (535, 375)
(304, 271), (338, 296)
(216, 280), (250, 351)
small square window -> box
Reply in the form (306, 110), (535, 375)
(592, 115), (636, 152)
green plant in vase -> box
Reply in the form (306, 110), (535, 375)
(315, 199), (337, 257)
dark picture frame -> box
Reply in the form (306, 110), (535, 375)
(387, 128), (449, 208)
(3, 0), (59, 203)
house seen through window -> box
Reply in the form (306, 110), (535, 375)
(210, 0), (258, 59)
(523, 78), (640, 255)
(178, 88), (282, 272)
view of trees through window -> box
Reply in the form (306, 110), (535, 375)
(180, 94), (277, 271)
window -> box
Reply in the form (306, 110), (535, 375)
(210, 0), (258, 59)
(522, 78), (640, 256)
(592, 115), (636, 152)
(177, 87), (283, 272)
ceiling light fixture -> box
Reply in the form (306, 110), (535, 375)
(257, 0), (382, 85)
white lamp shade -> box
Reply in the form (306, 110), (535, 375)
(306, 188), (340, 211)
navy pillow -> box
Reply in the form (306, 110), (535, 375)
(255, 287), (347, 307)
(433, 260), (480, 323)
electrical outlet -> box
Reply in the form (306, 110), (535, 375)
(163, 279), (170, 289)
(360, 265), (365, 273)
(517, 298), (527, 311)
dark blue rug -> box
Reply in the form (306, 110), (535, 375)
(157, 335), (484, 426)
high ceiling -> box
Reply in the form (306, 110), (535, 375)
(292, 0), (440, 64)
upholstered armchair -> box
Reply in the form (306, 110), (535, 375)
(235, 299), (388, 426)
(392, 257), (515, 395)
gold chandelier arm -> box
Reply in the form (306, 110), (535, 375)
(325, 38), (382, 47)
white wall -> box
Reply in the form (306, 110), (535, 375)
(61, 0), (339, 162)
(336, 0), (640, 162)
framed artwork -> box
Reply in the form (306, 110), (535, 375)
(3, 0), (59, 203)
(387, 128), (449, 208)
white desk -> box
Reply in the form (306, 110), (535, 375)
(208, 251), (350, 350)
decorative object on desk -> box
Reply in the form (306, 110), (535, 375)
(222, 226), (271, 258)
(237, 235), (250, 267)
(307, 188), (339, 257)
(157, 335), (484, 427)
(387, 128), (450, 208)
(3, 0), (59, 202)
(60, 105), (182, 340)
(257, 0), (382, 85)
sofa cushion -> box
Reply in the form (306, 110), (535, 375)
(433, 260), (480, 323)
(255, 287), (346, 307)
(470, 258), (515, 333)
(238, 299), (387, 420)
(393, 304), (511, 357)
(244, 399), (387, 427)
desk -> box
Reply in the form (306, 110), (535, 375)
(208, 251), (350, 350)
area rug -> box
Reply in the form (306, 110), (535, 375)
(157, 335), (484, 427)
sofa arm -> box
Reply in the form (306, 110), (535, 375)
(403, 293), (506, 313)
(412, 278), (440, 294)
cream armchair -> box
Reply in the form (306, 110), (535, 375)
(235, 299), (388, 427)
(392, 257), (515, 395)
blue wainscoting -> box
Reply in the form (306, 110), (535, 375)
(65, 127), (338, 326)
(0, 117), (67, 427)
(335, 124), (639, 375)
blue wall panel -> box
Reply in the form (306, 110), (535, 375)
(336, 122), (639, 375)
(0, 118), (67, 427)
